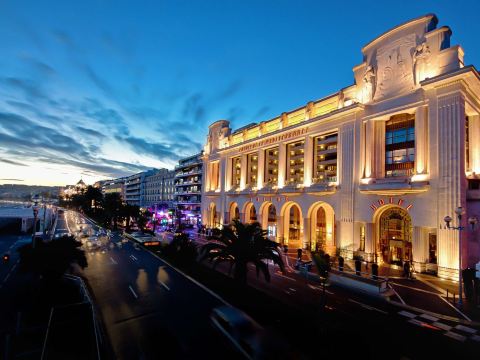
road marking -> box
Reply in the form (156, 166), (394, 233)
(398, 310), (417, 318)
(445, 331), (466, 342)
(454, 324), (476, 334)
(389, 285), (406, 305)
(438, 295), (472, 321)
(1, 261), (19, 287)
(432, 322), (452, 331)
(348, 299), (388, 315)
(408, 319), (426, 327)
(420, 313), (439, 322)
(128, 285), (138, 299)
(129, 255), (138, 261)
(288, 287), (297, 292)
(159, 282), (170, 291)
(110, 257), (117, 265)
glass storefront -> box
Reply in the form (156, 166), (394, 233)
(378, 208), (412, 265)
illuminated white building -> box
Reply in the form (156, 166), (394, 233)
(201, 14), (480, 280)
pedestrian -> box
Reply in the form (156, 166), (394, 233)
(403, 260), (410, 278)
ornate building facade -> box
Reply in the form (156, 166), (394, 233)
(201, 14), (480, 280)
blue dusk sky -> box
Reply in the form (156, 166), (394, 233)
(0, 0), (479, 185)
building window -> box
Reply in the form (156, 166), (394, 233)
(286, 140), (304, 184)
(247, 152), (258, 187)
(264, 146), (279, 185)
(385, 114), (415, 178)
(231, 156), (241, 187)
(359, 225), (365, 252)
(466, 116), (470, 172)
(428, 233), (437, 264)
(314, 132), (338, 183)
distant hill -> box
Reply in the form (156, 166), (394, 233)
(0, 184), (61, 201)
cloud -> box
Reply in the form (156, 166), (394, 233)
(75, 126), (106, 139)
(117, 135), (180, 163)
(0, 158), (28, 166)
(0, 179), (24, 182)
(0, 111), (150, 179)
(1, 77), (48, 102)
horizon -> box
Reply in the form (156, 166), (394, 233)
(1, 1), (480, 186)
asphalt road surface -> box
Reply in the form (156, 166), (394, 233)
(66, 211), (242, 360)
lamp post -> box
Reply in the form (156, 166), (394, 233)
(444, 206), (478, 306)
(32, 194), (40, 248)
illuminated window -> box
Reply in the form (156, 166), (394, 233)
(264, 146), (279, 185)
(231, 156), (241, 187)
(313, 132), (338, 183)
(247, 152), (258, 187)
(385, 114), (415, 178)
(286, 140), (305, 184)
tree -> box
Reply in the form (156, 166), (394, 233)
(103, 192), (123, 229)
(121, 204), (140, 232)
(84, 186), (103, 216)
(200, 220), (285, 284)
(18, 235), (88, 282)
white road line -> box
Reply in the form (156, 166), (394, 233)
(348, 299), (388, 315)
(445, 331), (466, 342)
(420, 313), (439, 322)
(110, 257), (117, 265)
(433, 322), (452, 331)
(1, 261), (19, 286)
(398, 310), (417, 318)
(389, 285), (406, 305)
(438, 295), (472, 322)
(159, 282), (170, 291)
(288, 287), (297, 292)
(454, 324), (476, 334)
(128, 285), (138, 299)
(129, 255), (138, 261)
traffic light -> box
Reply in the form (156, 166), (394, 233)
(2, 254), (10, 263)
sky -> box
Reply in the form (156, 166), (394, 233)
(0, 0), (479, 186)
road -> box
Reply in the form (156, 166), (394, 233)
(66, 211), (242, 360)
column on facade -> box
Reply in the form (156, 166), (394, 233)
(277, 215), (284, 244)
(225, 157), (232, 191)
(303, 135), (314, 187)
(364, 119), (375, 179)
(469, 115), (480, 174)
(436, 90), (467, 280)
(303, 216), (310, 250)
(412, 226), (428, 272)
(415, 106), (428, 175)
(219, 157), (227, 192)
(374, 120), (385, 179)
(203, 161), (211, 192)
(257, 148), (265, 189)
(278, 143), (286, 188)
(240, 154), (248, 190)
(365, 222), (375, 261)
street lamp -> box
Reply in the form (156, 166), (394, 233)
(444, 206), (478, 306)
(32, 194), (40, 248)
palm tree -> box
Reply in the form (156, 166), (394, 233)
(200, 220), (285, 284)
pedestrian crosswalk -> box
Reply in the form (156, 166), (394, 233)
(398, 309), (480, 342)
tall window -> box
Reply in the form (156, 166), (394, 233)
(264, 147), (279, 185)
(314, 132), (338, 183)
(359, 225), (365, 252)
(286, 140), (305, 184)
(385, 114), (415, 177)
(466, 116), (470, 172)
(231, 156), (241, 187)
(247, 152), (258, 187)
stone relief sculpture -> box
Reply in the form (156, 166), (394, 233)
(413, 42), (431, 85)
(374, 34), (416, 101)
(362, 65), (376, 103)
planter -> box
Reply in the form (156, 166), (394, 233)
(371, 263), (378, 280)
(355, 260), (362, 276)
(338, 256), (344, 271)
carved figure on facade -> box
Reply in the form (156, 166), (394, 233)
(413, 42), (431, 85)
(362, 65), (376, 103)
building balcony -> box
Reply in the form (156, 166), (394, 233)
(359, 177), (430, 195)
(175, 171), (202, 178)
